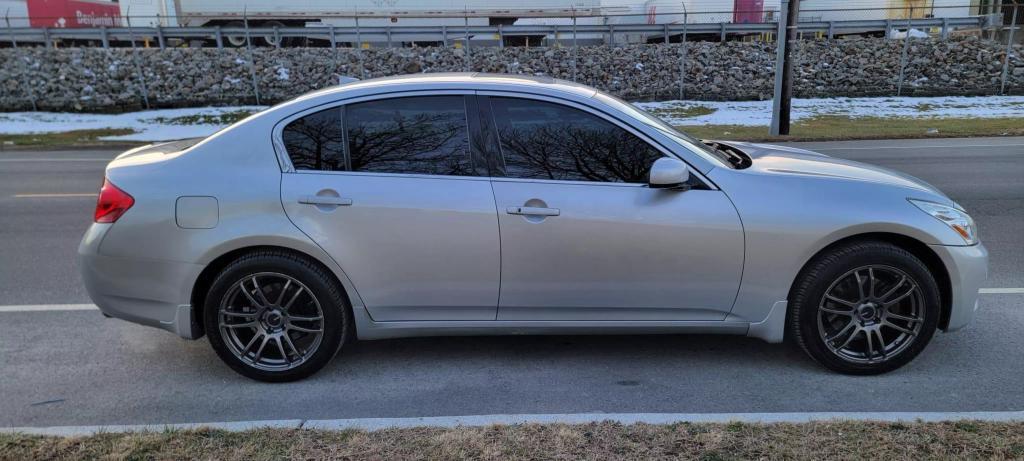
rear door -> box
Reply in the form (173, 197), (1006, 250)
(482, 95), (745, 321)
(278, 94), (501, 321)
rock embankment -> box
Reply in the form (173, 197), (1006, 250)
(1, 36), (1020, 111)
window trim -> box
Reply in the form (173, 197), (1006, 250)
(272, 89), (483, 178)
(475, 91), (716, 190)
(272, 88), (716, 189)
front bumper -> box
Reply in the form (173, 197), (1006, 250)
(930, 242), (988, 332)
(78, 223), (204, 339)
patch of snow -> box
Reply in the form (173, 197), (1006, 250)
(889, 28), (930, 39)
(0, 106), (266, 142)
(276, 66), (290, 81)
(636, 95), (1024, 126)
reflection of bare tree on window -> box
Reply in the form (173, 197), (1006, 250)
(283, 110), (344, 171)
(347, 110), (470, 176)
(500, 123), (660, 183)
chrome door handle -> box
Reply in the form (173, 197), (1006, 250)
(299, 195), (353, 206)
(506, 206), (560, 217)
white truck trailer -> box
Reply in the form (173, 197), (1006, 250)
(120, 0), (603, 46)
(797, 0), (973, 22)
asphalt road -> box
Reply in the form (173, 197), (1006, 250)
(1, 137), (1022, 428)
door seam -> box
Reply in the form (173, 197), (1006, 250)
(488, 180), (503, 321)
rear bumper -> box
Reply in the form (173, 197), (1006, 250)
(78, 223), (203, 339)
(930, 243), (988, 332)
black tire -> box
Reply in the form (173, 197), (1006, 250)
(204, 250), (352, 382)
(223, 21), (247, 48)
(261, 21), (287, 47)
(788, 240), (940, 375)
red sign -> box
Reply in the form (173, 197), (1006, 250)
(26, 0), (122, 28)
(733, 0), (765, 24)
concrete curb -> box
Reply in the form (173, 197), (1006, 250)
(5, 411), (1024, 436)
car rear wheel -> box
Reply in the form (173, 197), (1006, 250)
(204, 250), (351, 382)
(788, 240), (940, 374)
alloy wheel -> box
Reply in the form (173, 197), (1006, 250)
(817, 265), (925, 364)
(218, 272), (325, 371)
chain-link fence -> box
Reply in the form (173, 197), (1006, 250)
(0, 2), (1020, 113)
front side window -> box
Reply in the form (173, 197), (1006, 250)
(489, 97), (665, 183)
(282, 96), (476, 176)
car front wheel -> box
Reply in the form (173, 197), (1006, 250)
(788, 240), (940, 374)
(204, 250), (351, 382)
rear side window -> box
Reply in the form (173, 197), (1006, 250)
(489, 97), (664, 183)
(282, 107), (345, 171)
(345, 96), (474, 176)
(282, 96), (477, 176)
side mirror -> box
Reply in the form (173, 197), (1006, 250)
(649, 157), (691, 189)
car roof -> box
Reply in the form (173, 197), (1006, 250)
(289, 72), (598, 105)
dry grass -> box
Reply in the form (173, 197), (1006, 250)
(3, 420), (1024, 460)
(0, 129), (141, 150)
(679, 116), (1024, 142)
(145, 109), (256, 126)
(645, 104), (719, 120)
(3, 114), (1022, 151)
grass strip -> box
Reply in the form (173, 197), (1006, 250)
(144, 109), (256, 126)
(2, 115), (1023, 150)
(3, 420), (1023, 460)
(678, 116), (1024, 142)
(0, 129), (141, 150)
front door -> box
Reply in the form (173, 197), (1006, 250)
(278, 95), (500, 321)
(484, 96), (745, 321)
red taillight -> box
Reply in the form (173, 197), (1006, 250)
(94, 179), (134, 223)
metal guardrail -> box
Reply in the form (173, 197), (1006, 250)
(1, 16), (989, 48)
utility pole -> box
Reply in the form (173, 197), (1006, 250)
(770, 0), (800, 136)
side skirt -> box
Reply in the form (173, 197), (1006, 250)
(352, 306), (751, 340)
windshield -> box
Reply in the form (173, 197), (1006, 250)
(593, 93), (735, 168)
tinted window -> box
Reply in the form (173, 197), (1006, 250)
(282, 107), (345, 171)
(490, 97), (664, 183)
(345, 96), (475, 176)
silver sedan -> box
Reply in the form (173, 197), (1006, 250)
(79, 73), (987, 381)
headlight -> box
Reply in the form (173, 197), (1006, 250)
(909, 199), (978, 244)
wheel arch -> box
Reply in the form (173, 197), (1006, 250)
(787, 232), (953, 334)
(189, 244), (357, 339)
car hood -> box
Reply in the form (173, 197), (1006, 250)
(718, 141), (947, 198)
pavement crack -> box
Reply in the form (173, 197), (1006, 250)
(29, 399), (65, 407)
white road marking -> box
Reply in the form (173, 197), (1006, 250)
(13, 193), (97, 198)
(0, 289), (1021, 314)
(0, 304), (97, 313)
(813, 143), (1024, 151)
(0, 158), (110, 162)
(4, 412), (1024, 436)
(980, 288), (1024, 294)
